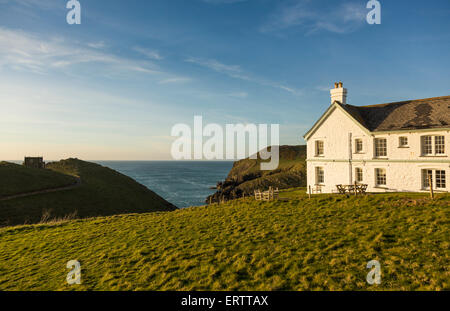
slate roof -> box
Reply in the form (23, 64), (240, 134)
(337, 96), (450, 132)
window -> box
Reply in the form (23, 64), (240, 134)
(422, 169), (447, 189)
(399, 137), (408, 147)
(422, 136), (433, 155)
(436, 170), (446, 189)
(355, 139), (363, 153)
(374, 138), (387, 157)
(315, 167), (324, 184)
(435, 136), (445, 155)
(422, 169), (433, 189)
(315, 140), (324, 156)
(422, 135), (445, 156)
(375, 168), (386, 186)
(355, 168), (363, 183)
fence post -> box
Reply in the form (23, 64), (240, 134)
(308, 186), (311, 199)
(428, 175), (434, 199)
(354, 181), (357, 196)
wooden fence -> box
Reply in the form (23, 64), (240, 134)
(254, 187), (279, 201)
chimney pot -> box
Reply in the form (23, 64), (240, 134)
(339, 82), (343, 88)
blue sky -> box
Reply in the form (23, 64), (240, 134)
(1, 0), (449, 160)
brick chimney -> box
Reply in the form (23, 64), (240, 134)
(330, 81), (347, 105)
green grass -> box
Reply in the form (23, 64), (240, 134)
(0, 162), (77, 197)
(0, 188), (447, 291)
(0, 159), (176, 227)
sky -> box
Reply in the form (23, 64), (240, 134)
(0, 0), (449, 160)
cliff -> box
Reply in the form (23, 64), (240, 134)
(206, 145), (306, 203)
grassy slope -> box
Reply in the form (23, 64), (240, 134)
(228, 146), (305, 177)
(0, 162), (77, 197)
(0, 159), (176, 227)
(0, 189), (448, 291)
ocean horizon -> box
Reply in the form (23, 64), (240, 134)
(8, 160), (233, 208)
(97, 161), (233, 208)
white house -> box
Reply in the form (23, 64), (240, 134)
(304, 82), (449, 193)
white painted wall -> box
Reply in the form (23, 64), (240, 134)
(306, 104), (450, 193)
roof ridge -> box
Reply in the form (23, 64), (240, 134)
(304, 95), (449, 139)
(357, 95), (450, 108)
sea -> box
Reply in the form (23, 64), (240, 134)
(97, 161), (233, 208)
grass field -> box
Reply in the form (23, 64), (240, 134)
(0, 159), (176, 226)
(0, 188), (448, 291)
(0, 162), (77, 198)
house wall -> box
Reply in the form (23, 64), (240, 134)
(307, 161), (449, 193)
(306, 105), (450, 193)
(306, 106), (368, 162)
(371, 131), (450, 160)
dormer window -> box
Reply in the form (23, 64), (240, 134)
(374, 138), (387, 158)
(315, 140), (324, 156)
(399, 137), (408, 148)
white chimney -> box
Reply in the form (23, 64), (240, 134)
(330, 82), (347, 105)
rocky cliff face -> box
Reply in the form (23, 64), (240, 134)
(206, 145), (306, 203)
